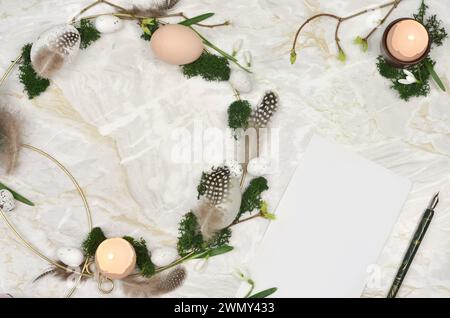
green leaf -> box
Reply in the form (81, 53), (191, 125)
(425, 59), (446, 92)
(290, 49), (297, 65)
(338, 48), (346, 63)
(0, 182), (34, 206)
(179, 13), (214, 26)
(354, 36), (368, 52)
(248, 287), (278, 298)
(260, 201), (276, 220)
(194, 245), (233, 259)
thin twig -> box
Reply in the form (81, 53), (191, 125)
(0, 54), (22, 88)
(335, 19), (343, 53)
(230, 212), (263, 227)
(291, 0), (403, 60)
(363, 0), (402, 41)
(291, 13), (341, 56)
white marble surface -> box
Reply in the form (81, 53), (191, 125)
(0, 0), (449, 298)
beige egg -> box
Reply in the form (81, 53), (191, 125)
(150, 24), (204, 65)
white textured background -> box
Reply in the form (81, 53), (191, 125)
(0, 0), (449, 298)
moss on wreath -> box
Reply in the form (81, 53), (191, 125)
(177, 211), (232, 256)
(123, 236), (155, 277)
(18, 44), (50, 99)
(76, 19), (101, 49)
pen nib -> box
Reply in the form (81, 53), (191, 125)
(428, 192), (440, 210)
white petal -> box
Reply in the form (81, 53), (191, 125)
(243, 51), (252, 65)
(406, 76), (417, 83)
(403, 69), (415, 77)
(398, 79), (413, 85)
(233, 39), (243, 53)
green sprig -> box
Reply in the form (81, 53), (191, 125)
(182, 52), (231, 81)
(82, 227), (107, 256)
(237, 177), (269, 220)
(18, 44), (50, 99)
(123, 236), (155, 277)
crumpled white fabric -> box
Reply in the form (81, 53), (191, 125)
(0, 0), (449, 297)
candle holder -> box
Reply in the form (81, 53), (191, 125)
(381, 18), (431, 68)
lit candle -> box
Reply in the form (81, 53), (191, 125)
(382, 18), (430, 67)
(95, 238), (136, 280)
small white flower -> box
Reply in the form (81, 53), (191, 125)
(232, 39), (243, 56)
(243, 51), (252, 67)
(398, 69), (417, 85)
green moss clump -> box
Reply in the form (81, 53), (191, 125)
(177, 212), (204, 256)
(377, 56), (432, 101)
(82, 227), (107, 256)
(182, 52), (230, 81)
(237, 177), (269, 219)
(18, 43), (50, 99)
(227, 100), (252, 132)
(76, 19), (101, 49)
(177, 211), (232, 256)
(123, 236), (155, 277)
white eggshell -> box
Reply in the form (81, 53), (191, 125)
(150, 24), (204, 65)
(229, 69), (253, 93)
(226, 160), (243, 177)
(94, 15), (123, 34)
(0, 189), (15, 213)
(151, 247), (179, 267)
(57, 247), (84, 267)
(31, 24), (80, 78)
(216, 177), (242, 226)
(247, 157), (272, 176)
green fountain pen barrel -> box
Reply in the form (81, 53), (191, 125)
(388, 208), (434, 298)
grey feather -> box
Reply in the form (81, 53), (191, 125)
(194, 201), (226, 240)
(124, 0), (180, 17)
(0, 109), (21, 174)
(122, 267), (186, 297)
(32, 46), (65, 79)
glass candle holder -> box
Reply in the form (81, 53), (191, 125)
(381, 18), (431, 68)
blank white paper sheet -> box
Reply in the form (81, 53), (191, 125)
(240, 135), (411, 298)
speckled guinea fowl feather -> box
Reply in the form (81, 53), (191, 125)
(0, 109), (21, 174)
(123, 0), (180, 18)
(122, 267), (186, 297)
(251, 91), (279, 128)
(33, 262), (88, 283)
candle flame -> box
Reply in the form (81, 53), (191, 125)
(107, 252), (115, 260)
(408, 34), (415, 41)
